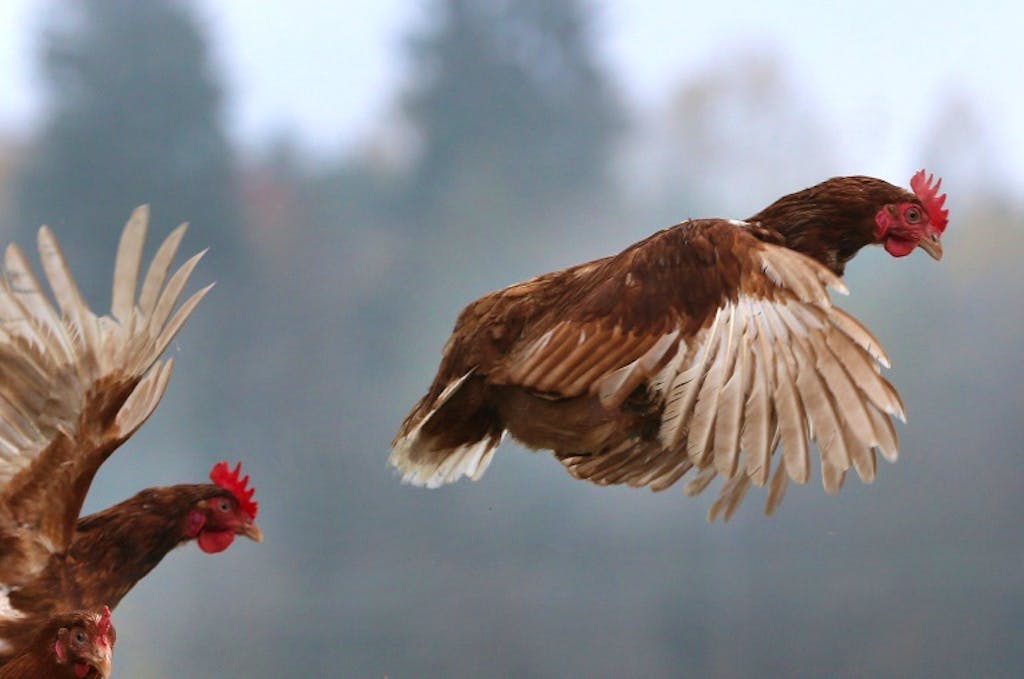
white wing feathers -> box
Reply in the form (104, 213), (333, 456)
(0, 206), (211, 489)
(640, 244), (903, 518)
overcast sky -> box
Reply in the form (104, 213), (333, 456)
(2, 0), (1022, 187)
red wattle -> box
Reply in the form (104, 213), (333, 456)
(884, 237), (916, 257)
(74, 662), (90, 678)
(198, 529), (235, 553)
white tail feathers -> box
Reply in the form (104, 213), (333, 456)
(389, 433), (499, 489)
(388, 370), (501, 487)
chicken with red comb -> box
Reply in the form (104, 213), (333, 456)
(0, 208), (262, 663)
(391, 171), (948, 520)
(210, 461), (260, 521)
(0, 607), (116, 678)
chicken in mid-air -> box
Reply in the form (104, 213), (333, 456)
(391, 171), (948, 519)
(0, 208), (262, 660)
(0, 607), (115, 679)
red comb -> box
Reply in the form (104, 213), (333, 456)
(97, 606), (112, 643)
(210, 461), (259, 519)
(910, 169), (948, 233)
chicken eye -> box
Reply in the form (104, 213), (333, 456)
(904, 206), (922, 224)
(217, 500), (231, 512)
(74, 630), (86, 644)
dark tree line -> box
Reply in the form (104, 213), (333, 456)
(15, 0), (245, 295)
(402, 0), (620, 216)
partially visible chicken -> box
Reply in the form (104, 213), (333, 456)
(0, 462), (261, 658)
(0, 607), (115, 679)
(0, 208), (261, 661)
(391, 171), (949, 519)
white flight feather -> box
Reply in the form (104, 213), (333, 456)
(688, 304), (740, 466)
(658, 306), (724, 450)
(0, 208), (208, 489)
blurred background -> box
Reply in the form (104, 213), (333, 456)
(1, 1), (1022, 677)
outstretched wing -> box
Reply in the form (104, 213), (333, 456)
(459, 220), (902, 518)
(0, 206), (210, 579)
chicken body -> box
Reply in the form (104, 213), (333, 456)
(391, 173), (948, 519)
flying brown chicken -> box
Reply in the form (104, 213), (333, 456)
(391, 171), (948, 520)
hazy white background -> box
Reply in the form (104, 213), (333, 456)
(3, 0), (1023, 181)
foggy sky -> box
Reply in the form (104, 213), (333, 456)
(2, 0), (1024, 188)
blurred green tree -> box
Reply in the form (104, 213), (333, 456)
(13, 0), (245, 301)
(402, 0), (621, 218)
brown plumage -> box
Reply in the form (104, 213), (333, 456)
(0, 607), (115, 679)
(0, 208), (262, 661)
(391, 173), (949, 520)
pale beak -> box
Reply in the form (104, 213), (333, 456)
(240, 520), (264, 543)
(97, 652), (113, 678)
(918, 232), (943, 260)
(81, 648), (112, 678)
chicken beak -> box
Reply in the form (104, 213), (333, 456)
(97, 654), (113, 678)
(918, 232), (943, 260)
(240, 520), (264, 543)
(80, 649), (112, 678)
